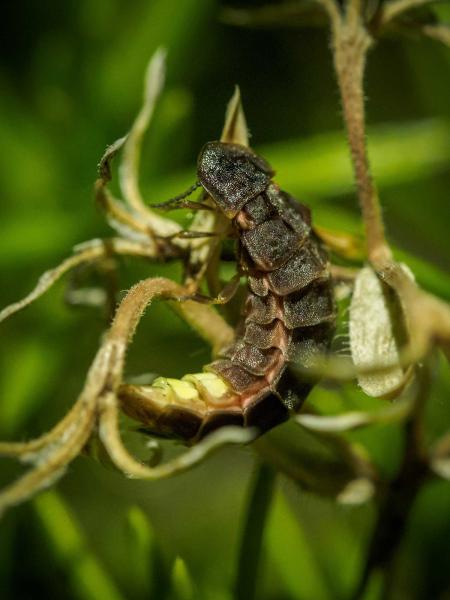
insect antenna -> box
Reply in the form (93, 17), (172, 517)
(152, 182), (215, 212)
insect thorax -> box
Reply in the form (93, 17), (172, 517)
(197, 141), (274, 218)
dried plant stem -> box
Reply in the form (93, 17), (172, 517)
(347, 0), (362, 26)
(326, 3), (450, 364)
(316, 0), (341, 25)
(118, 49), (180, 237)
(331, 19), (391, 263)
(381, 0), (439, 25)
(421, 23), (450, 47)
(0, 382), (98, 515)
(322, 4), (450, 593)
(97, 277), (255, 479)
(0, 238), (158, 324)
(0, 393), (86, 459)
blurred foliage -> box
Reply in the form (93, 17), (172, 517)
(0, 1), (449, 599)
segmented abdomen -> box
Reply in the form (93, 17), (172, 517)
(120, 183), (335, 443)
(207, 183), (335, 428)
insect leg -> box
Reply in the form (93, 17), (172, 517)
(155, 200), (217, 212)
(151, 184), (214, 213)
(178, 272), (242, 305)
(170, 298), (234, 355)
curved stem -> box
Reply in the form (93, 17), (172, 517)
(315, 0), (342, 27)
(381, 0), (439, 25)
(0, 238), (159, 325)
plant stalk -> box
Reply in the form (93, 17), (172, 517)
(234, 462), (276, 600)
(331, 12), (392, 264)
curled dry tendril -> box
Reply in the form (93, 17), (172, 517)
(0, 52), (253, 515)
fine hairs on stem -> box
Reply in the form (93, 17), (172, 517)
(222, 0), (450, 594)
(315, 0), (450, 594)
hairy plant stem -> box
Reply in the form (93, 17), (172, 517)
(381, 0), (439, 25)
(234, 462), (276, 600)
(332, 19), (391, 264)
(323, 3), (447, 595)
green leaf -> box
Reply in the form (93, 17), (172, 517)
(146, 118), (450, 211)
(234, 463), (276, 600)
(170, 556), (195, 600)
(0, 340), (59, 436)
(266, 489), (331, 599)
(33, 491), (125, 600)
(126, 505), (157, 594)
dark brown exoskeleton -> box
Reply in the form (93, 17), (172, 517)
(120, 142), (336, 442)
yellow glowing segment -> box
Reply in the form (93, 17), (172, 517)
(184, 373), (228, 396)
(183, 372), (232, 406)
(150, 373), (233, 409)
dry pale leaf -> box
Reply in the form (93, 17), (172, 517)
(349, 265), (413, 398)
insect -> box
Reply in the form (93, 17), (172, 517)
(119, 141), (336, 443)
(0, 56), (340, 514)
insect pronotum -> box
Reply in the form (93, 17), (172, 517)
(119, 141), (336, 443)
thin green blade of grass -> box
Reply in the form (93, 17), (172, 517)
(170, 556), (196, 600)
(126, 505), (170, 598)
(0, 341), (58, 437)
(126, 505), (155, 593)
(234, 463), (276, 600)
(33, 491), (125, 600)
(98, 0), (216, 119)
(266, 488), (331, 600)
(270, 119), (450, 198)
(146, 119), (450, 202)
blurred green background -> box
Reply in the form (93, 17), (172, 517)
(0, 1), (449, 599)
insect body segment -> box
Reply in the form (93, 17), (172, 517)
(119, 142), (335, 443)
